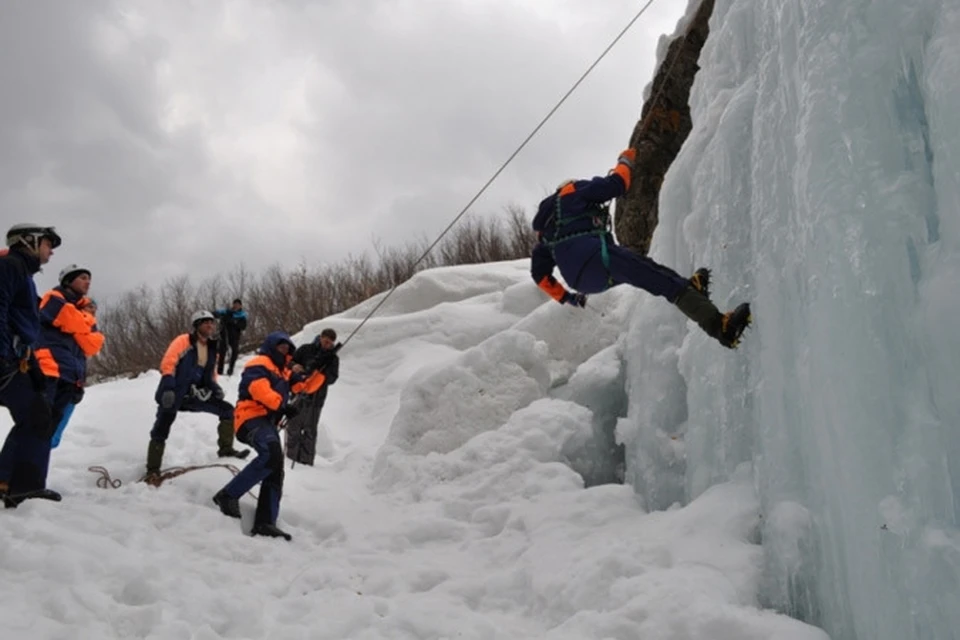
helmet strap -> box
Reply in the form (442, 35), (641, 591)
(13, 234), (40, 255)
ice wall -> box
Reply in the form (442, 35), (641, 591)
(622, 0), (960, 638)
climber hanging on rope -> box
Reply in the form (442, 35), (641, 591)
(530, 148), (751, 348)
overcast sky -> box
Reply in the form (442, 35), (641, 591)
(1, 0), (688, 302)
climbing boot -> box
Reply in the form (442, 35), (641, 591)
(717, 303), (753, 349)
(213, 490), (242, 518)
(673, 285), (723, 339)
(252, 523), (292, 541)
(146, 440), (165, 476)
(689, 267), (711, 299)
(217, 419), (250, 459)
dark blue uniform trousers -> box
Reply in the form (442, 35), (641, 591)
(0, 373), (65, 493)
(556, 236), (689, 300)
(220, 417), (284, 525)
(150, 396), (234, 442)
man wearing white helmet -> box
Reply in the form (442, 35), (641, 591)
(0, 224), (62, 506)
(144, 310), (250, 482)
(34, 264), (104, 461)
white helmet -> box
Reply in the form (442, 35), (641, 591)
(58, 263), (91, 286)
(190, 310), (216, 329)
(6, 223), (62, 251)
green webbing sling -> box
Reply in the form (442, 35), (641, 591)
(545, 191), (614, 287)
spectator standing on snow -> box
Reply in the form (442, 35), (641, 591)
(35, 264), (104, 452)
(285, 328), (340, 466)
(212, 332), (324, 540)
(0, 224), (62, 507)
(214, 298), (247, 376)
(144, 310), (249, 483)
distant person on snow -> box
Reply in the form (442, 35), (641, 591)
(212, 331), (325, 540)
(530, 147), (751, 348)
(0, 224), (62, 508)
(35, 264), (105, 454)
(144, 310), (250, 483)
(214, 298), (247, 376)
(285, 327), (340, 466)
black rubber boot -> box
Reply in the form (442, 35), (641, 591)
(2, 485), (62, 509)
(252, 523), (292, 541)
(217, 419), (250, 459)
(146, 440), (165, 476)
(213, 490), (241, 518)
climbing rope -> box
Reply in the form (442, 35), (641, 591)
(338, 0), (668, 350)
(88, 462), (257, 499)
(88, 465), (122, 488)
(84, 0), (707, 512)
(138, 463), (243, 488)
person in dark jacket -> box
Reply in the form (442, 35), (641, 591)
(530, 148), (751, 349)
(144, 310), (249, 483)
(35, 264), (105, 454)
(214, 298), (247, 376)
(285, 328), (340, 465)
(0, 224), (62, 507)
(212, 331), (324, 540)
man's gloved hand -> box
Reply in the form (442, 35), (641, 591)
(282, 403), (301, 420)
(560, 292), (587, 308)
(71, 384), (85, 404)
(617, 147), (636, 169)
(160, 390), (176, 410)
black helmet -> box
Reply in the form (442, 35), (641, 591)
(6, 223), (62, 251)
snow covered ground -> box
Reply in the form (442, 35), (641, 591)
(0, 261), (825, 639)
(5, 0), (958, 636)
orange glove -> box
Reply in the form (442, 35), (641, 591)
(617, 148), (636, 168)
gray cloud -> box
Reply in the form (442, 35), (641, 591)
(0, 0), (686, 301)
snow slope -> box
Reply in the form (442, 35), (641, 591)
(0, 261), (824, 639)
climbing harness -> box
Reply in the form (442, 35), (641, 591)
(0, 355), (34, 393)
(544, 192), (616, 288)
(0, 368), (16, 393)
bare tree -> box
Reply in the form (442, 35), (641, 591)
(88, 207), (534, 380)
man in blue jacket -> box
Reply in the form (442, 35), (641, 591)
(0, 224), (62, 507)
(144, 310), (249, 483)
(530, 148), (751, 348)
(214, 298), (248, 376)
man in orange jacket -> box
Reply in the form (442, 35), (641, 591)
(145, 310), (249, 481)
(212, 331), (324, 540)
